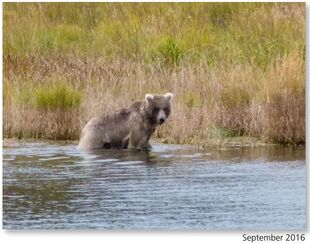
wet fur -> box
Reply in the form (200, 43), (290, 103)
(79, 94), (172, 150)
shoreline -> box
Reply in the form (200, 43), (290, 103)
(3, 137), (303, 149)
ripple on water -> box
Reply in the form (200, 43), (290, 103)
(2, 142), (306, 230)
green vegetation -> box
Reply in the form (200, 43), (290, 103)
(3, 3), (305, 145)
(17, 82), (82, 111)
(4, 3), (304, 68)
(35, 84), (82, 110)
(157, 38), (185, 66)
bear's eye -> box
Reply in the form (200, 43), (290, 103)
(163, 107), (170, 113)
(152, 107), (159, 113)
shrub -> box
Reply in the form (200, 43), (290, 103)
(18, 83), (82, 111)
(34, 83), (82, 110)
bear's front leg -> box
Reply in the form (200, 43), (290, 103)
(128, 128), (148, 150)
(144, 142), (152, 150)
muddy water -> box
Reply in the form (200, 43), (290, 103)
(2, 143), (306, 229)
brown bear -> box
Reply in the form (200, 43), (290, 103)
(78, 93), (173, 150)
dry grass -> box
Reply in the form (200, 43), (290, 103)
(3, 3), (305, 146)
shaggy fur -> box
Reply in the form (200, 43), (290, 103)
(78, 93), (173, 150)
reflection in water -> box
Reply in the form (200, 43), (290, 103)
(80, 148), (155, 164)
(3, 143), (306, 229)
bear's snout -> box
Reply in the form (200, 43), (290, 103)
(157, 109), (167, 125)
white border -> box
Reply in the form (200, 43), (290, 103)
(0, 1), (308, 244)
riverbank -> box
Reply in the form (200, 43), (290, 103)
(2, 136), (287, 150)
(3, 3), (305, 145)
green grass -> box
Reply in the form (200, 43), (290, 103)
(4, 3), (304, 68)
(3, 2), (305, 144)
(156, 37), (185, 66)
(34, 84), (82, 110)
(17, 82), (82, 111)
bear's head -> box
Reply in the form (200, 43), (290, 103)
(144, 93), (173, 125)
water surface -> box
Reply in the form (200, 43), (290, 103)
(3, 143), (306, 229)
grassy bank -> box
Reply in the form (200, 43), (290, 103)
(3, 3), (305, 146)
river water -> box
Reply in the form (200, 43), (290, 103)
(2, 142), (306, 230)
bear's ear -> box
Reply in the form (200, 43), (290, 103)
(164, 93), (173, 101)
(145, 94), (154, 103)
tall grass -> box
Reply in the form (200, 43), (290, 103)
(3, 2), (305, 145)
(18, 82), (82, 111)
